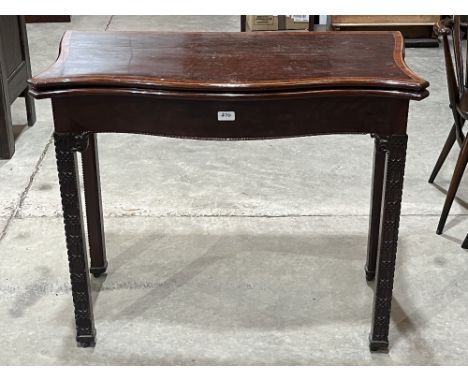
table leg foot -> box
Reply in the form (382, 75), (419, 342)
(365, 266), (375, 281)
(90, 260), (108, 278)
(369, 336), (389, 352)
(77, 333), (96, 348)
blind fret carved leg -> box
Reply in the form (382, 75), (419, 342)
(54, 132), (96, 347)
(366, 135), (386, 281)
(369, 134), (407, 352)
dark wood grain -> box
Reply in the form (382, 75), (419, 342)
(30, 30), (429, 95)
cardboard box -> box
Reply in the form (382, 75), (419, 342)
(286, 15), (309, 30)
(246, 15), (310, 31)
(246, 15), (278, 31)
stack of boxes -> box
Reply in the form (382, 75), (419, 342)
(246, 15), (310, 31)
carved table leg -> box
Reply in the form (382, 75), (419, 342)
(366, 135), (386, 281)
(369, 135), (407, 352)
(82, 133), (108, 277)
(54, 132), (96, 347)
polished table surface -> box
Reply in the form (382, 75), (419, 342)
(30, 30), (429, 352)
(32, 30), (428, 95)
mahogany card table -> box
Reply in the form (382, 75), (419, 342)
(29, 30), (429, 352)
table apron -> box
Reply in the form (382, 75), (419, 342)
(52, 94), (409, 139)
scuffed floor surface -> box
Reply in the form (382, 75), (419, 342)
(0, 16), (467, 365)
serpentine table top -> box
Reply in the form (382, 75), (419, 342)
(30, 30), (428, 97)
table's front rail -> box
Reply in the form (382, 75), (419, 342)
(51, 92), (410, 139)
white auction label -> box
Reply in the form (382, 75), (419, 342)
(217, 111), (235, 121)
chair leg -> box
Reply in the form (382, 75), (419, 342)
(240, 15), (246, 32)
(81, 134), (108, 277)
(23, 89), (36, 127)
(462, 233), (468, 249)
(366, 136), (386, 281)
(428, 123), (457, 183)
(369, 135), (407, 352)
(436, 136), (468, 234)
(54, 132), (96, 347)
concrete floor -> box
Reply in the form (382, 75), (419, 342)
(0, 16), (467, 365)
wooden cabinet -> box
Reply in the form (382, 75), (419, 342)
(0, 16), (36, 159)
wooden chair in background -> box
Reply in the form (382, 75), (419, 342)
(429, 16), (468, 246)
